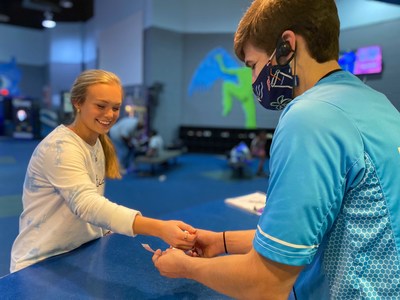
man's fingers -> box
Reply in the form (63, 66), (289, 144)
(152, 249), (162, 264)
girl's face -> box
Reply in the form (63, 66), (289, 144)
(75, 83), (122, 145)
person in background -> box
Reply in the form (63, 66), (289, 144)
(10, 69), (197, 273)
(146, 129), (164, 157)
(152, 0), (400, 299)
(227, 141), (252, 178)
(250, 130), (268, 177)
(109, 116), (144, 173)
(229, 141), (251, 166)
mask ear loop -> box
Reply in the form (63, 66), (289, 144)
(278, 38), (298, 87)
(293, 49), (298, 87)
(268, 48), (277, 65)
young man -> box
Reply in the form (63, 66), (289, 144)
(152, 0), (400, 299)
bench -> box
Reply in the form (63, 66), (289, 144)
(135, 150), (183, 174)
(228, 160), (253, 178)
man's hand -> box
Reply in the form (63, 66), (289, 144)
(152, 248), (190, 278)
(187, 229), (225, 257)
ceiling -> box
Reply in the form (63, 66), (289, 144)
(0, 0), (94, 30)
(0, 0), (399, 31)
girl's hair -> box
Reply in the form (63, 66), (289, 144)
(234, 0), (340, 63)
(70, 69), (123, 179)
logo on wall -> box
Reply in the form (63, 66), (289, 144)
(188, 47), (256, 129)
(0, 57), (22, 97)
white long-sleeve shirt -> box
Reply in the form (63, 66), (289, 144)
(11, 125), (140, 272)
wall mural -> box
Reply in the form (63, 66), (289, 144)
(0, 58), (21, 97)
(188, 47), (256, 129)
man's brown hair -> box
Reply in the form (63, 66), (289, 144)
(234, 0), (340, 63)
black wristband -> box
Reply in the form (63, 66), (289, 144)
(223, 231), (228, 254)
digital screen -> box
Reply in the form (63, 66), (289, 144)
(339, 45), (382, 75)
(62, 92), (73, 113)
(12, 98), (33, 139)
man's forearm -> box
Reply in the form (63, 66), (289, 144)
(185, 249), (300, 300)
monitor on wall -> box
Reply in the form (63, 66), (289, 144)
(339, 45), (383, 75)
(62, 92), (73, 113)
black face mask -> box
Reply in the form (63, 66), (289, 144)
(252, 49), (298, 110)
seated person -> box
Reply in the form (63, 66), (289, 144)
(228, 141), (251, 177)
(250, 131), (268, 177)
(146, 129), (164, 157)
(229, 141), (251, 165)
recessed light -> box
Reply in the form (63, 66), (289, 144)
(59, 0), (74, 9)
(42, 11), (56, 28)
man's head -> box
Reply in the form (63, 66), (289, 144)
(234, 0), (340, 63)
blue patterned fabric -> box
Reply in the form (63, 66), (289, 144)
(325, 154), (400, 299)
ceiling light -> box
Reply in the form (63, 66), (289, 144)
(59, 0), (74, 9)
(42, 11), (56, 28)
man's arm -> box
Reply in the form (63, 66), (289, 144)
(153, 247), (303, 300)
(221, 230), (255, 255)
(191, 229), (255, 257)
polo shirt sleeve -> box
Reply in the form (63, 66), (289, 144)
(254, 99), (365, 266)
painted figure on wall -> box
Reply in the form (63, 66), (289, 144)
(188, 47), (256, 129)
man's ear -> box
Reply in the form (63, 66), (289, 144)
(281, 30), (296, 53)
(276, 30), (296, 65)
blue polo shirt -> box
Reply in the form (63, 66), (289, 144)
(254, 71), (400, 299)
